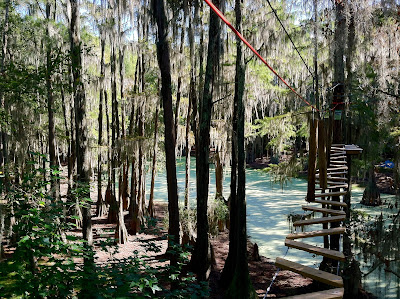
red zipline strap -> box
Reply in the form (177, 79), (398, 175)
(204, 0), (319, 112)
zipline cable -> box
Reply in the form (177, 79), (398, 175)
(265, 0), (315, 80)
(203, 0), (319, 112)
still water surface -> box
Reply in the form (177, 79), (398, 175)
(148, 158), (399, 298)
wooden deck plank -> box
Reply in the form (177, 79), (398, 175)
(302, 205), (345, 215)
(330, 155), (346, 160)
(315, 199), (347, 208)
(293, 215), (345, 226)
(331, 152), (346, 156)
(314, 191), (347, 198)
(275, 257), (343, 287)
(285, 288), (344, 299)
(285, 239), (345, 261)
(315, 184), (348, 190)
(327, 166), (348, 171)
(287, 227), (346, 239)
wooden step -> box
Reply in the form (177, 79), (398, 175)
(330, 155), (346, 160)
(314, 191), (347, 198)
(331, 151), (346, 156)
(316, 171), (347, 176)
(327, 166), (348, 171)
(287, 227), (346, 239)
(315, 184), (348, 190)
(331, 147), (345, 151)
(316, 180), (348, 185)
(285, 239), (345, 261)
(293, 215), (345, 226)
(285, 288), (344, 299)
(330, 160), (347, 164)
(302, 205), (345, 215)
(275, 257), (343, 287)
(327, 176), (348, 181)
(315, 199), (347, 208)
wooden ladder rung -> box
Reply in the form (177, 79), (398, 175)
(330, 155), (346, 160)
(315, 199), (347, 208)
(284, 288), (344, 299)
(326, 176), (348, 181)
(315, 184), (348, 191)
(293, 215), (345, 226)
(316, 171), (347, 176)
(285, 239), (345, 261)
(302, 205), (345, 215)
(327, 166), (348, 171)
(314, 191), (347, 198)
(287, 227), (346, 239)
(331, 152), (346, 156)
(275, 257), (343, 287)
(330, 160), (347, 164)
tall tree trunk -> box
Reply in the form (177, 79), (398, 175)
(191, 0), (221, 281)
(0, 0), (9, 171)
(330, 0), (347, 262)
(148, 102), (159, 218)
(307, 118), (317, 202)
(69, 0), (95, 296)
(153, 0), (180, 267)
(96, 36), (107, 217)
(46, 1), (60, 201)
(0, 0), (10, 258)
(223, 2), (256, 297)
(70, 0), (92, 246)
(108, 41), (119, 223)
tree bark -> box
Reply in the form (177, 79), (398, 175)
(96, 35), (107, 217)
(46, 1), (60, 202)
(70, 0), (92, 245)
(224, 1), (256, 296)
(190, 0), (221, 281)
(148, 102), (159, 218)
(153, 0), (180, 267)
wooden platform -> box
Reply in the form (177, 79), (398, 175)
(285, 288), (344, 299)
(293, 215), (345, 226)
(285, 239), (345, 261)
(286, 227), (346, 240)
(302, 205), (345, 215)
(314, 199), (347, 208)
(315, 184), (348, 190)
(344, 144), (363, 155)
(275, 258), (344, 287)
(314, 191), (347, 198)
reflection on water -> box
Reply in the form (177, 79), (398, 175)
(149, 158), (399, 298)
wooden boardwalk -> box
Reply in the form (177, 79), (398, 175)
(274, 144), (361, 298)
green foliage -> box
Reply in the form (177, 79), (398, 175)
(262, 155), (306, 187)
(0, 156), (209, 298)
(0, 154), (83, 298)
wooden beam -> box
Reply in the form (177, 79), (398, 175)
(284, 288), (344, 299)
(285, 239), (345, 261)
(315, 199), (347, 208)
(275, 257), (343, 287)
(287, 227), (346, 239)
(302, 205), (345, 215)
(314, 191), (347, 198)
(293, 215), (345, 226)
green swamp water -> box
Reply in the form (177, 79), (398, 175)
(147, 158), (399, 298)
